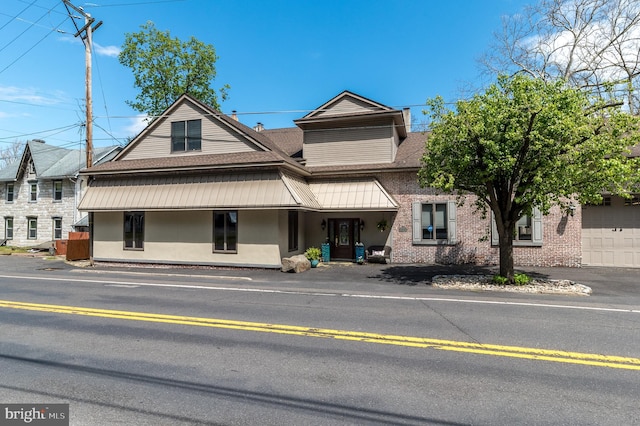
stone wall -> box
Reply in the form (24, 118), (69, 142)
(1, 174), (78, 247)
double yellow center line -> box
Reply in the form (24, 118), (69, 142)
(2, 299), (639, 370)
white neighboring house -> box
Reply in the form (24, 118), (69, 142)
(0, 140), (120, 247)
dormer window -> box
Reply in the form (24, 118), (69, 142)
(171, 119), (201, 152)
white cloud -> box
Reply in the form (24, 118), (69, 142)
(94, 43), (121, 57)
(123, 114), (150, 137)
(0, 85), (68, 106)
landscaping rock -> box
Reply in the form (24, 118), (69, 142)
(281, 255), (311, 273)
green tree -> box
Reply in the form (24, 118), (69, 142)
(119, 21), (229, 117)
(419, 75), (640, 281)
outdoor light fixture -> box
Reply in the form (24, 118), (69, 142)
(360, 220), (365, 231)
(321, 219), (326, 230)
(569, 203), (576, 216)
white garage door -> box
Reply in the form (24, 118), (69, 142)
(582, 196), (640, 267)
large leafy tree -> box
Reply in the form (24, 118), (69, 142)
(119, 21), (229, 118)
(419, 75), (640, 280)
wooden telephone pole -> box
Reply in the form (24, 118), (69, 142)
(62, 0), (102, 168)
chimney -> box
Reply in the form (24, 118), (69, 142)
(254, 122), (264, 132)
(231, 110), (238, 121)
(402, 108), (411, 134)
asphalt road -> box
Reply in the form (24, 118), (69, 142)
(0, 255), (639, 425)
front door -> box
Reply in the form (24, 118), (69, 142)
(328, 219), (359, 260)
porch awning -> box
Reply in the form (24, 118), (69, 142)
(79, 172), (397, 212)
(78, 172), (322, 211)
(309, 179), (398, 211)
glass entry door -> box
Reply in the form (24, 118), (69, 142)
(328, 218), (360, 260)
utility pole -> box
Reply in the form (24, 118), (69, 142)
(62, 0), (102, 168)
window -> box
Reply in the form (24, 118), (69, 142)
(30, 183), (37, 202)
(171, 119), (202, 152)
(213, 211), (237, 253)
(124, 212), (144, 250)
(491, 208), (543, 246)
(27, 217), (37, 240)
(6, 183), (14, 202)
(5, 217), (13, 240)
(53, 180), (62, 201)
(53, 217), (62, 240)
(288, 211), (298, 251)
(412, 201), (457, 244)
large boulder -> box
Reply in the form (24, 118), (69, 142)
(281, 254), (311, 273)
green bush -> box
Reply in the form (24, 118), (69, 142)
(492, 275), (509, 285)
(514, 273), (531, 286)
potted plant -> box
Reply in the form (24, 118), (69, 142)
(305, 247), (322, 268)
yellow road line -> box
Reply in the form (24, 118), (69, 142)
(1, 299), (639, 370)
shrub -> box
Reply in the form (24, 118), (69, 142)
(304, 247), (322, 260)
(514, 273), (531, 286)
(492, 275), (509, 285)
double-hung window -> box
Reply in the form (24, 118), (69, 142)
(171, 119), (202, 152)
(53, 180), (62, 201)
(6, 183), (14, 202)
(124, 212), (144, 250)
(53, 217), (62, 240)
(213, 211), (237, 253)
(5, 217), (13, 240)
(27, 217), (37, 240)
(412, 201), (457, 244)
(30, 183), (37, 202)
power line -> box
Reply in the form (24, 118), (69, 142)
(0, 0), (38, 32)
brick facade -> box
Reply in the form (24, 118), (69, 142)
(378, 171), (582, 267)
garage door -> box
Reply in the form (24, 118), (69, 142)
(582, 196), (640, 267)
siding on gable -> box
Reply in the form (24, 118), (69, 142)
(315, 97), (382, 118)
(120, 101), (259, 161)
(303, 125), (394, 166)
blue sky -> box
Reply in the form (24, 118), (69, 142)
(0, 0), (530, 151)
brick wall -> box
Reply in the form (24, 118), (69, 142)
(377, 171), (582, 267)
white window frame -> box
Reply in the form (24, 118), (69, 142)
(27, 217), (37, 240)
(29, 182), (38, 202)
(6, 183), (14, 202)
(53, 180), (63, 202)
(5, 217), (13, 240)
(412, 201), (457, 245)
(53, 217), (62, 240)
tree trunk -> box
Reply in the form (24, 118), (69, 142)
(498, 223), (515, 282)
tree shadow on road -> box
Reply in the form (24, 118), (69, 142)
(373, 264), (498, 286)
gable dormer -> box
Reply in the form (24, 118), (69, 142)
(117, 95), (271, 161)
(294, 91), (409, 167)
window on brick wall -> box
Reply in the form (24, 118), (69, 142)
(491, 208), (543, 246)
(412, 201), (457, 245)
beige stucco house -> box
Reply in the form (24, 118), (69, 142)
(77, 91), (639, 268)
